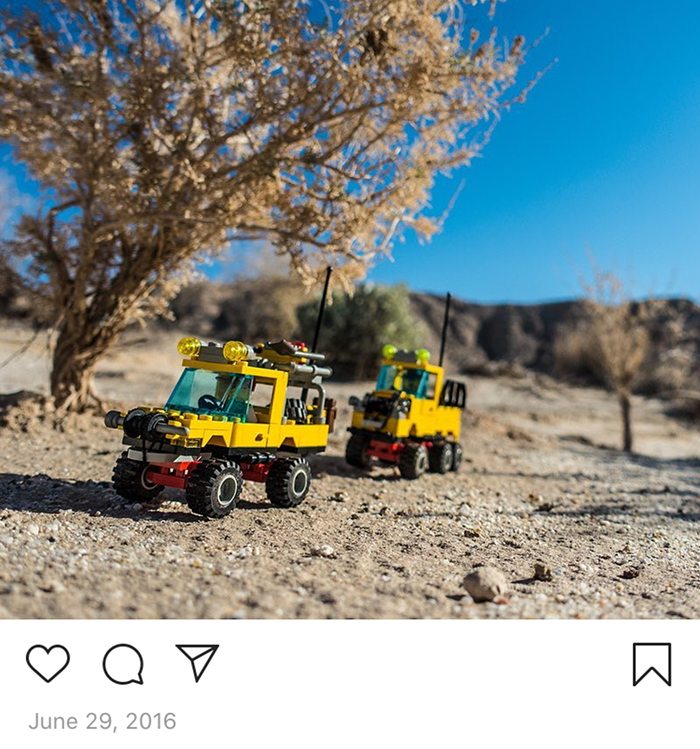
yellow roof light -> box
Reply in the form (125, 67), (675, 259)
(382, 344), (397, 359)
(223, 340), (249, 362)
(416, 348), (431, 364)
(177, 337), (201, 358)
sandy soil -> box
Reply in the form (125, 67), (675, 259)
(1, 323), (699, 619)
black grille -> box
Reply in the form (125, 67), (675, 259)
(285, 398), (309, 423)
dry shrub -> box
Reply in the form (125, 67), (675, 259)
(583, 298), (650, 398)
(553, 322), (600, 382)
(573, 262), (651, 452)
(0, 389), (119, 432)
(0, 0), (533, 411)
(297, 284), (423, 380)
(0, 391), (52, 432)
(211, 276), (307, 343)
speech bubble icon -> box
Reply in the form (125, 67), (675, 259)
(103, 644), (144, 685)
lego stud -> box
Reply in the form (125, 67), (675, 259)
(177, 337), (201, 358)
(382, 344), (397, 359)
(416, 348), (430, 363)
(223, 340), (249, 362)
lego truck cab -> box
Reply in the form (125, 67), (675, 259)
(346, 344), (466, 478)
(105, 337), (335, 518)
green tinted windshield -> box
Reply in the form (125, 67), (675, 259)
(166, 368), (253, 420)
(376, 364), (429, 398)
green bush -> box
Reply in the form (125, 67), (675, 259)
(298, 284), (423, 380)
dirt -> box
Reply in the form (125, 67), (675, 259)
(0, 322), (699, 619)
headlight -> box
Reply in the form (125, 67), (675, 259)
(223, 340), (249, 362)
(177, 337), (201, 358)
(382, 344), (397, 358)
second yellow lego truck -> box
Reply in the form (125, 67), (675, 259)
(345, 293), (466, 479)
(346, 344), (466, 478)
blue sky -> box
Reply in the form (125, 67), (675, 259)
(369, 0), (700, 302)
(1, 0), (699, 303)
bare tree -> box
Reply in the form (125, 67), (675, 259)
(580, 264), (650, 453)
(0, 0), (532, 411)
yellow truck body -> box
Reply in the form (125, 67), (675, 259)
(346, 347), (466, 479)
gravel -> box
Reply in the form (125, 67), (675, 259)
(1, 329), (700, 619)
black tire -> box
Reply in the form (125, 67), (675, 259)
(346, 434), (372, 469)
(429, 442), (454, 474)
(398, 442), (429, 480)
(112, 452), (164, 502)
(451, 442), (463, 472)
(186, 460), (243, 519)
(266, 457), (312, 508)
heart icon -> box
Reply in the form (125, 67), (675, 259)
(26, 645), (71, 683)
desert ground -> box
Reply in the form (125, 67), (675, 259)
(0, 322), (699, 619)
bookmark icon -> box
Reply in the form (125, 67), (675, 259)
(176, 645), (219, 683)
(632, 643), (671, 686)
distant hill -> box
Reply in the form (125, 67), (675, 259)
(165, 284), (700, 397)
(410, 292), (700, 395)
(2, 277), (698, 397)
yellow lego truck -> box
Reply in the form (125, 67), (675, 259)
(345, 294), (466, 479)
(104, 337), (336, 518)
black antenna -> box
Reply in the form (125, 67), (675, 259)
(302, 266), (333, 403)
(311, 265), (333, 353)
(438, 292), (451, 367)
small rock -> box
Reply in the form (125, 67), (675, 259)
(329, 491), (348, 503)
(310, 544), (336, 558)
(27, 524), (40, 535)
(622, 566), (642, 580)
(463, 526), (481, 538)
(43, 580), (67, 594)
(232, 546), (254, 560)
(535, 502), (555, 513)
(462, 566), (507, 603)
(533, 562), (553, 582)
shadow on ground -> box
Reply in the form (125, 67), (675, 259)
(550, 503), (700, 522)
(0, 472), (275, 522)
(481, 443), (700, 486)
(312, 454), (404, 482)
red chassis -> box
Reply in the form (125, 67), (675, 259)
(145, 460), (273, 490)
(365, 439), (434, 464)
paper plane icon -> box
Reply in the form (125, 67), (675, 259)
(176, 645), (219, 683)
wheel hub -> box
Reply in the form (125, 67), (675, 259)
(293, 470), (308, 495)
(217, 475), (239, 506)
